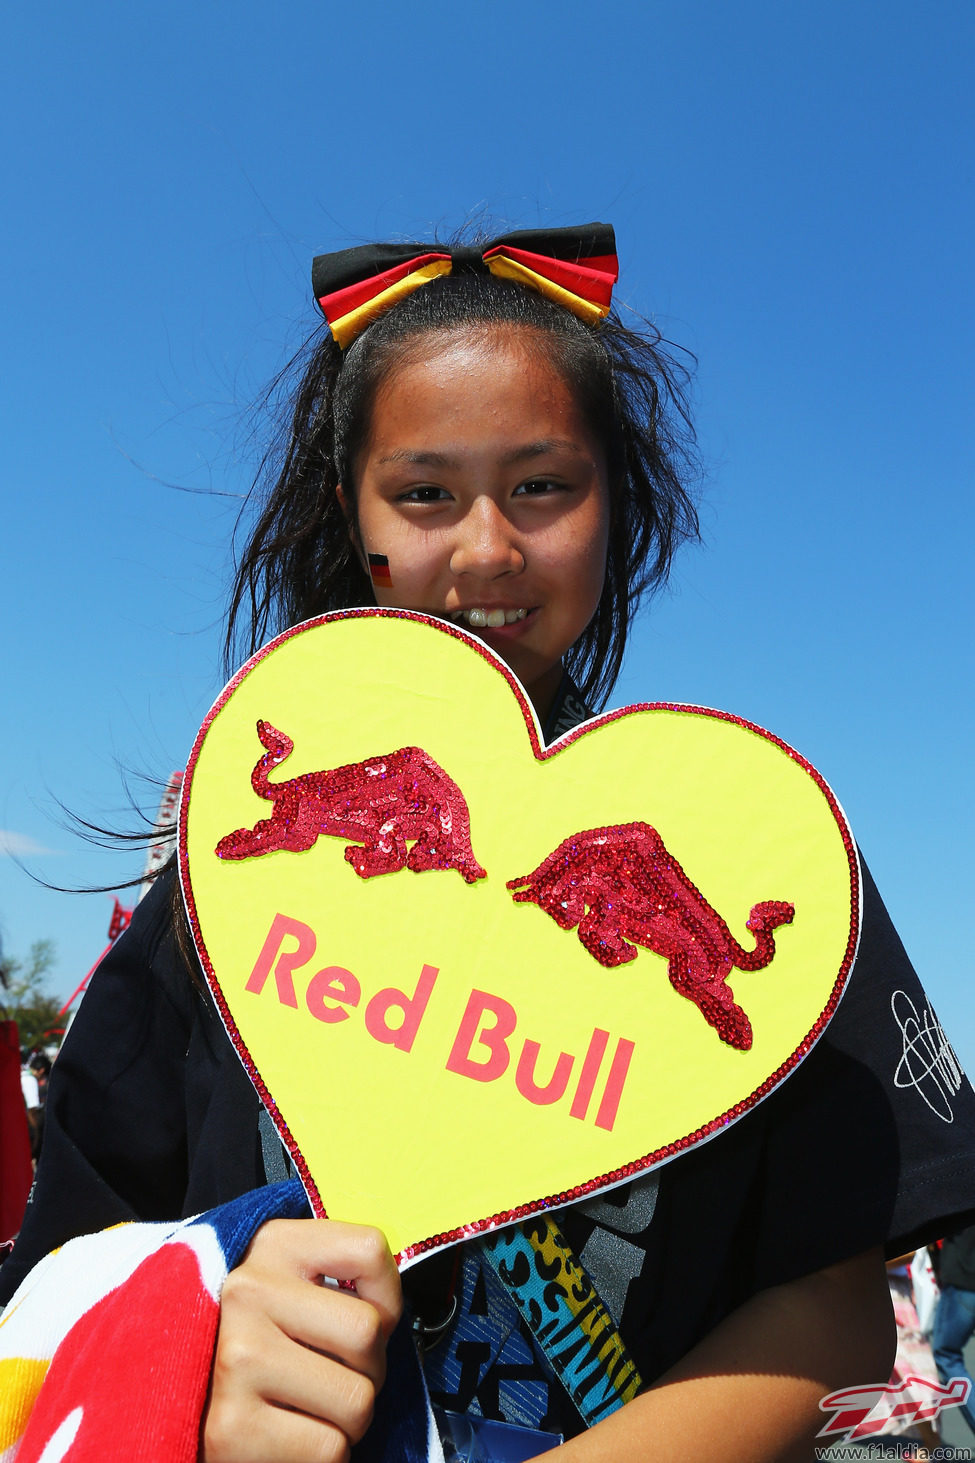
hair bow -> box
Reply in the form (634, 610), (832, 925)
(312, 224), (618, 348)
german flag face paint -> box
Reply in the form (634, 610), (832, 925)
(368, 553), (393, 589)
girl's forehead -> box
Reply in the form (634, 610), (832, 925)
(368, 329), (589, 436)
(383, 321), (549, 373)
(371, 324), (580, 412)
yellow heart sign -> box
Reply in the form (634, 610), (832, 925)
(179, 610), (859, 1264)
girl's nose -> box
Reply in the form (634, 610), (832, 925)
(449, 497), (525, 578)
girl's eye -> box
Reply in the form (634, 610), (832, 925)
(514, 478), (565, 496)
(398, 485), (451, 503)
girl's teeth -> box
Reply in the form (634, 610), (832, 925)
(455, 608), (527, 628)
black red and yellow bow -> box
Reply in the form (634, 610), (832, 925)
(312, 224), (619, 348)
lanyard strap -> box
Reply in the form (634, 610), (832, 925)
(480, 1216), (643, 1427)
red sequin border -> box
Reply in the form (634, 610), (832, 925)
(177, 608), (861, 1267)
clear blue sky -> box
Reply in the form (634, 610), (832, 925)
(2, 3), (973, 1066)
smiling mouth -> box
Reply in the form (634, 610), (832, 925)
(448, 607), (530, 629)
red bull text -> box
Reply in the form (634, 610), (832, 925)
(244, 913), (635, 1131)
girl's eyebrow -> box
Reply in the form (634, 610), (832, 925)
(376, 439), (588, 468)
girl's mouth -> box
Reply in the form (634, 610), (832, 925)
(448, 607), (529, 629)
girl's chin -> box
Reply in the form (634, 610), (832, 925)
(493, 653), (564, 720)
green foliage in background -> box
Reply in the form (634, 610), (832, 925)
(1, 940), (63, 1053)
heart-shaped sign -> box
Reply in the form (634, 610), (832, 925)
(179, 610), (859, 1264)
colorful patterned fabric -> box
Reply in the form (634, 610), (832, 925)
(0, 1181), (302, 1462)
(481, 1217), (643, 1426)
(421, 1246), (558, 1432)
(0, 1178), (444, 1463)
(422, 1214), (643, 1438)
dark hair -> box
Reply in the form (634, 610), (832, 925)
(227, 260), (700, 709)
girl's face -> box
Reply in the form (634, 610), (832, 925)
(345, 327), (610, 720)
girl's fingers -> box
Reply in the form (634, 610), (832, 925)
(220, 1261), (389, 1388)
(246, 1217), (403, 1338)
(208, 1313), (379, 1449)
(201, 1217), (403, 1463)
(204, 1395), (351, 1463)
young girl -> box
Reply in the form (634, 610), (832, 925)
(4, 224), (975, 1463)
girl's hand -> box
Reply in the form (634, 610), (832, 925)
(201, 1217), (402, 1463)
